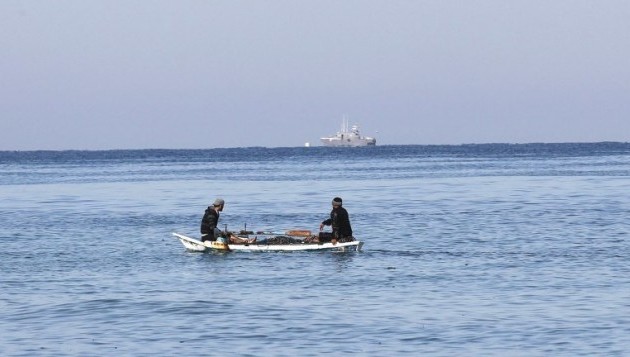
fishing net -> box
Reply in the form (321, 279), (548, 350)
(262, 236), (303, 245)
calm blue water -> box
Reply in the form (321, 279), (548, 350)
(1, 143), (629, 356)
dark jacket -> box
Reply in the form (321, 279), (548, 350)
(200, 207), (220, 240)
(322, 206), (353, 238)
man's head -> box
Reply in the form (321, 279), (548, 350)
(213, 198), (225, 211)
(332, 197), (342, 207)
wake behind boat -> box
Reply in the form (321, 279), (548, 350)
(172, 232), (363, 252)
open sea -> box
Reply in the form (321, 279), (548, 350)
(1, 143), (629, 356)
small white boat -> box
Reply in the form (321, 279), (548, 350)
(172, 232), (364, 252)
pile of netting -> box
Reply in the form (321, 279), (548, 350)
(261, 236), (304, 245)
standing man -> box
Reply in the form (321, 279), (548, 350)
(200, 198), (255, 244)
(319, 197), (353, 243)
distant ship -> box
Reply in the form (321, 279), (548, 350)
(320, 118), (376, 147)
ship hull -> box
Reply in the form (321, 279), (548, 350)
(320, 138), (376, 147)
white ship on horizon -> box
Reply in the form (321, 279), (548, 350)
(320, 118), (376, 147)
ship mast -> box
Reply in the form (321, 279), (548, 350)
(342, 115), (349, 133)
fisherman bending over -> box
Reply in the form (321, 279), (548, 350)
(319, 197), (354, 243)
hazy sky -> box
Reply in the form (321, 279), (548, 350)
(2, 1), (629, 150)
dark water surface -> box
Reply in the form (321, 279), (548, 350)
(1, 143), (629, 356)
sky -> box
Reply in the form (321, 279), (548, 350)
(1, 0), (629, 150)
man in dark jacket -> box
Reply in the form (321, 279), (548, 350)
(319, 197), (353, 243)
(200, 198), (254, 244)
(200, 198), (224, 242)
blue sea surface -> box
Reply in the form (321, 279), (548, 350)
(1, 143), (629, 356)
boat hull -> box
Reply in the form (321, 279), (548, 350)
(172, 232), (363, 252)
(320, 137), (376, 147)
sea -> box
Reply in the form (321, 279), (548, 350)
(1, 143), (629, 356)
